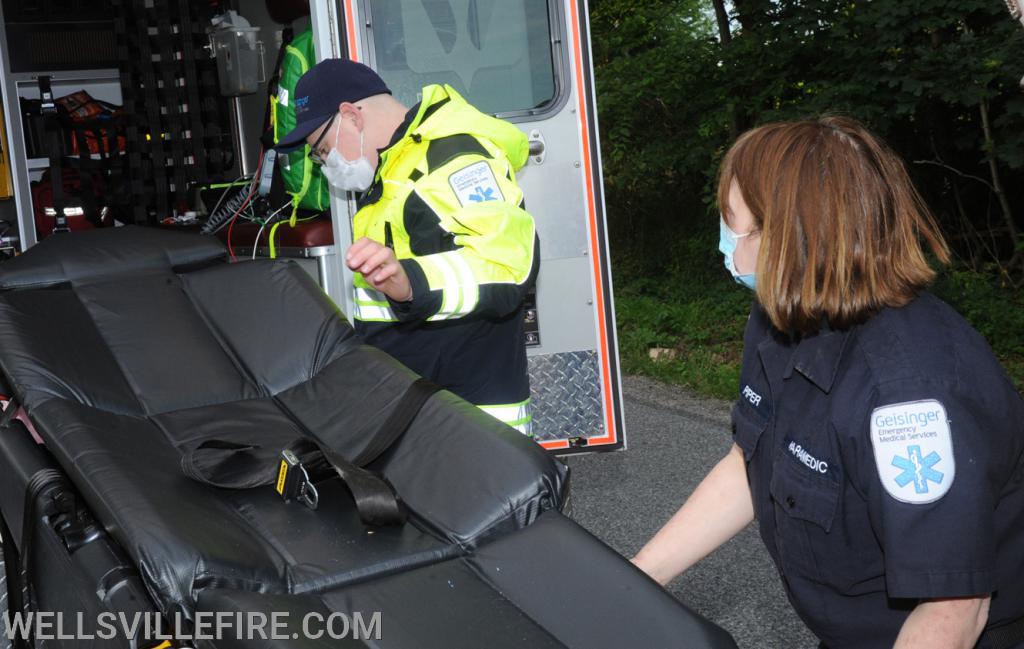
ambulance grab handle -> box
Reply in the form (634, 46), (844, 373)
(528, 130), (547, 164)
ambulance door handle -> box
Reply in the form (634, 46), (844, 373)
(528, 130), (546, 165)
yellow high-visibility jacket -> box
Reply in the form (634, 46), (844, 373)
(352, 84), (539, 435)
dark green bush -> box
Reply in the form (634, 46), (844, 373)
(615, 252), (1024, 399)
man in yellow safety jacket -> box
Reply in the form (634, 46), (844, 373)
(275, 59), (538, 436)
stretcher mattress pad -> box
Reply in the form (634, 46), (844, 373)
(0, 228), (736, 648)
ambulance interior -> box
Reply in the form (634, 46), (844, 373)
(0, 0), (558, 252)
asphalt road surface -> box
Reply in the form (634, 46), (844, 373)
(565, 375), (819, 649)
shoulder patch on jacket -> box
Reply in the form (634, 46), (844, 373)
(426, 134), (490, 172)
(870, 399), (955, 504)
(449, 161), (504, 208)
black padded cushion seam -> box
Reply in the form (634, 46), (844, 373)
(177, 262), (355, 400)
(0, 227), (226, 288)
(147, 400), (278, 450)
(66, 288), (148, 417)
(291, 544), (465, 596)
(451, 490), (558, 552)
(0, 279), (66, 291)
(191, 571), (285, 596)
(226, 496), (302, 572)
(458, 554), (570, 648)
(177, 275), (270, 401)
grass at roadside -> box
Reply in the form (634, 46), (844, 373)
(614, 262), (1024, 401)
(615, 283), (750, 401)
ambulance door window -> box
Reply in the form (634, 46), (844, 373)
(365, 0), (558, 117)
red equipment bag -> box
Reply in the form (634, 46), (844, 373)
(55, 90), (127, 157)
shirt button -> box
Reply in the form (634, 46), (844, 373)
(786, 496), (796, 509)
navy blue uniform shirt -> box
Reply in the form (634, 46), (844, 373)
(734, 291), (1024, 648)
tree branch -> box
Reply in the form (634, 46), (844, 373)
(912, 160), (993, 192)
(712, 0), (732, 45)
(978, 96), (1021, 268)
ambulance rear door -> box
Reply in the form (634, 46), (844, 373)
(311, 0), (624, 453)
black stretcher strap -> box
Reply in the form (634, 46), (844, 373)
(349, 378), (442, 467)
(286, 437), (408, 527)
(182, 378), (441, 527)
(43, 107), (68, 234)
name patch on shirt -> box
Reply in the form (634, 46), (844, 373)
(449, 161), (503, 208)
(742, 384), (762, 406)
(870, 399), (955, 504)
(738, 383), (772, 421)
(786, 439), (830, 475)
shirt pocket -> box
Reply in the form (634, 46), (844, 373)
(732, 400), (768, 461)
(770, 449), (840, 531)
(769, 449), (840, 578)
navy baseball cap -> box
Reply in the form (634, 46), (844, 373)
(275, 59), (390, 153)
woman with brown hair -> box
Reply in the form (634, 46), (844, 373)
(631, 116), (1024, 649)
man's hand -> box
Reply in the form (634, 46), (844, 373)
(346, 237), (413, 302)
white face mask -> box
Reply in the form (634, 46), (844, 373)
(321, 123), (375, 193)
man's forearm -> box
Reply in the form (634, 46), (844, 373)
(893, 596), (990, 649)
(632, 443), (755, 586)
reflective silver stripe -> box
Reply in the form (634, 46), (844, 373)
(426, 254), (462, 321)
(353, 303), (398, 321)
(479, 401), (532, 437)
(353, 287), (398, 322)
(425, 252), (479, 321)
(355, 286), (389, 304)
(508, 419), (533, 437)
(446, 251), (479, 316)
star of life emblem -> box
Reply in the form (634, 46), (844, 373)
(870, 400), (955, 504)
(449, 161), (503, 208)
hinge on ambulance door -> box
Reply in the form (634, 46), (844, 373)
(524, 288), (540, 347)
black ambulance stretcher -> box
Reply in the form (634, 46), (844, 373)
(0, 228), (736, 648)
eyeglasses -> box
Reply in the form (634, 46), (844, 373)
(307, 113), (337, 166)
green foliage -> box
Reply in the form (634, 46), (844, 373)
(932, 268), (1024, 391)
(615, 285), (750, 400)
(593, 0), (1024, 266)
(594, 0), (1024, 398)
(615, 261), (1024, 399)
(611, 220), (747, 400)
(591, 0), (729, 267)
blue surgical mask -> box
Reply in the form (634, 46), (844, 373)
(719, 218), (756, 290)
